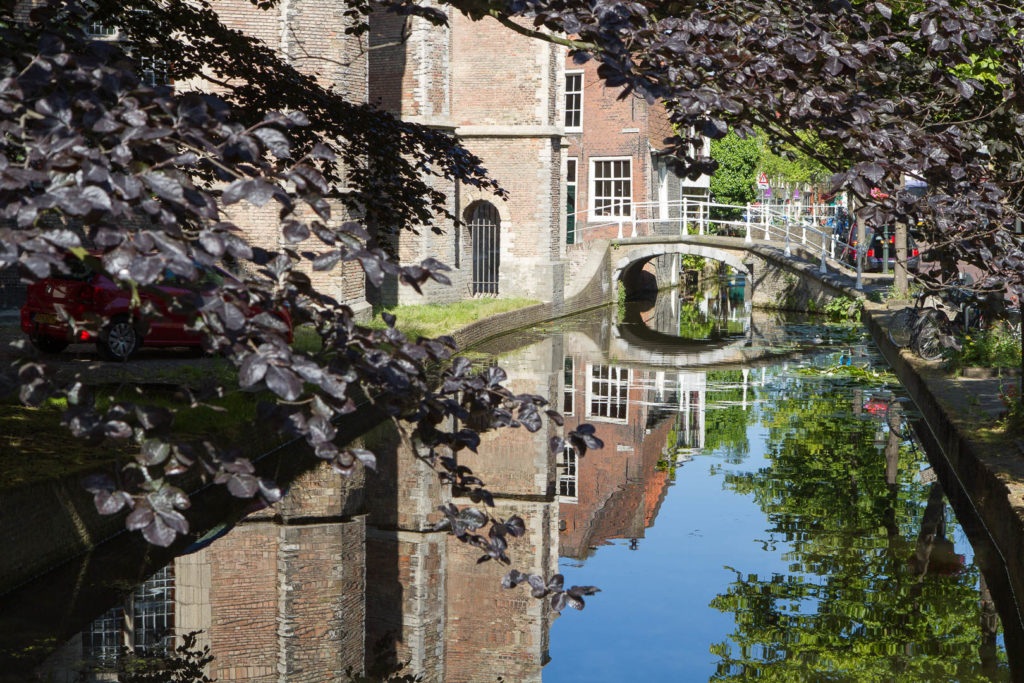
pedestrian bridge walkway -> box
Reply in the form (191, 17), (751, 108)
(574, 197), (882, 290)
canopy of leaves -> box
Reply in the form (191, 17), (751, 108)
(507, 0), (1024, 305)
(0, 0), (590, 576)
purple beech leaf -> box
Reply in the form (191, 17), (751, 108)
(142, 515), (177, 547)
(126, 505), (155, 531)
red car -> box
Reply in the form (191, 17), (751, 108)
(21, 261), (290, 360)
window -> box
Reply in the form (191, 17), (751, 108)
(557, 444), (578, 502)
(132, 565), (175, 655)
(468, 201), (500, 295)
(586, 364), (629, 422)
(566, 158), (577, 244)
(564, 72), (583, 131)
(83, 604), (123, 665)
(590, 158), (632, 218)
(563, 356), (575, 415)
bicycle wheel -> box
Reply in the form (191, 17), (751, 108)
(913, 310), (947, 361)
(888, 308), (914, 348)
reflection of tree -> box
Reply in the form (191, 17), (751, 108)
(679, 302), (716, 340)
(703, 370), (751, 461)
(710, 385), (1009, 681)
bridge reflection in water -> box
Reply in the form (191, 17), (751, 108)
(27, 298), (1016, 681)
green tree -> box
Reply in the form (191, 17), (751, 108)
(710, 133), (760, 210)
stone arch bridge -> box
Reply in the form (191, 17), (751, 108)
(597, 234), (865, 311)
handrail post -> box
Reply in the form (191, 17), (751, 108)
(745, 203), (752, 243)
(699, 201), (705, 235)
(764, 208), (770, 240)
(855, 244), (863, 290)
(682, 196), (689, 236)
(785, 217), (792, 256)
(617, 218), (623, 240)
(819, 239), (828, 274)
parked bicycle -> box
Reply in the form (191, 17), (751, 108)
(888, 281), (985, 361)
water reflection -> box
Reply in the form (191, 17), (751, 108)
(17, 290), (1016, 681)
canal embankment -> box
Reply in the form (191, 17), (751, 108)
(863, 301), (1024, 656)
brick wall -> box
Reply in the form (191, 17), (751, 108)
(443, 499), (557, 683)
(565, 57), (653, 237)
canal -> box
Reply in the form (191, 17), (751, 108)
(4, 281), (1019, 681)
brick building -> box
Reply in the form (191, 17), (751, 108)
(563, 57), (710, 244)
(210, 0), (372, 317)
(369, 10), (567, 305)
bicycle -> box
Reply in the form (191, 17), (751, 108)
(888, 285), (985, 361)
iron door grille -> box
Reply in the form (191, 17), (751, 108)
(470, 202), (500, 295)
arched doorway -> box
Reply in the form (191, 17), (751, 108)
(468, 201), (500, 295)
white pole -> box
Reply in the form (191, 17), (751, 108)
(785, 217), (792, 256)
(819, 240), (828, 274)
(682, 196), (689, 236)
(699, 202), (705, 235)
(745, 203), (752, 243)
(855, 244), (863, 290)
(617, 218), (623, 240)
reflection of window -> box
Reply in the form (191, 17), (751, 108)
(563, 357), (575, 415)
(591, 158), (632, 218)
(82, 566), (175, 667)
(87, 21), (117, 37)
(587, 364), (629, 421)
(83, 604), (123, 665)
(558, 444), (578, 502)
(139, 56), (171, 87)
(565, 72), (583, 131)
(133, 565), (175, 654)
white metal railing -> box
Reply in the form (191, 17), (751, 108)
(572, 197), (871, 289)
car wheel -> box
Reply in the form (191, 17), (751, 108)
(98, 315), (139, 361)
(30, 335), (69, 354)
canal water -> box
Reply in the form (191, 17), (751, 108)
(5, 281), (1017, 681)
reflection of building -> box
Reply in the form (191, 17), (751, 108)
(39, 464), (368, 683)
(558, 358), (678, 559)
(41, 341), (564, 683)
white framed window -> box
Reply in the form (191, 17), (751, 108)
(557, 444), (578, 502)
(564, 71), (583, 131)
(586, 364), (629, 422)
(563, 356), (575, 415)
(590, 157), (632, 218)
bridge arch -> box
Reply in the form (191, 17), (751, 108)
(612, 242), (750, 292)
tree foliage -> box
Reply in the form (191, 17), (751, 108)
(4, 0), (1024, 560)
(514, 0), (1024, 306)
(0, 0), (601, 593)
(709, 133), (760, 208)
